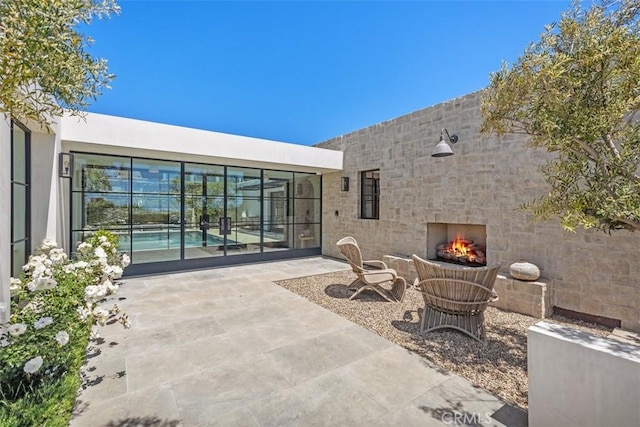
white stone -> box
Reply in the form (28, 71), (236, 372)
(509, 261), (541, 281)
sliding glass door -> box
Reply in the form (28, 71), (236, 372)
(183, 163), (225, 259)
(71, 153), (322, 274)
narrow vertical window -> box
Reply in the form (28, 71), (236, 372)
(11, 121), (30, 276)
(360, 169), (380, 219)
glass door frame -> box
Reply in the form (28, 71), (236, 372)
(70, 152), (322, 276)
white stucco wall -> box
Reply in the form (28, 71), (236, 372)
(61, 113), (343, 173)
(528, 322), (640, 426)
(30, 122), (61, 246)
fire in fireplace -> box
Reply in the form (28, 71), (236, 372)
(436, 236), (486, 266)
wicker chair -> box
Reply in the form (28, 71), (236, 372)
(411, 254), (500, 342)
(336, 237), (406, 302)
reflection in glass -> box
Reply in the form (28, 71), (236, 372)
(12, 184), (26, 240)
(226, 167), (261, 255)
(70, 154), (323, 270)
(12, 126), (26, 183)
(12, 241), (26, 278)
(129, 159), (181, 263)
(262, 170), (293, 252)
(184, 164), (225, 259)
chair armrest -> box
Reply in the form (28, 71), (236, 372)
(363, 260), (388, 269)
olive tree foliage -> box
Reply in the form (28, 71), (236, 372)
(481, 0), (640, 232)
(0, 0), (120, 129)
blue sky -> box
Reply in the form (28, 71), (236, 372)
(85, 1), (571, 145)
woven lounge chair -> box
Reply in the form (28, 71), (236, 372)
(336, 237), (406, 302)
(412, 254), (500, 342)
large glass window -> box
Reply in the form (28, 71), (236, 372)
(11, 121), (30, 276)
(226, 166), (262, 256)
(184, 163), (225, 259)
(360, 169), (380, 220)
(263, 170), (294, 252)
(70, 153), (321, 272)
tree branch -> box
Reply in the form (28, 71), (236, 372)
(603, 133), (622, 160)
(574, 138), (600, 161)
(611, 216), (640, 231)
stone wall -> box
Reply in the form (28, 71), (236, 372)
(317, 91), (640, 331)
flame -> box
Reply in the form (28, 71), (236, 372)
(451, 237), (468, 256)
(449, 236), (477, 262)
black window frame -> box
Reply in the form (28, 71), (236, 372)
(360, 169), (380, 220)
(10, 120), (31, 277)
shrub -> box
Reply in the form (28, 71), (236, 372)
(0, 231), (130, 425)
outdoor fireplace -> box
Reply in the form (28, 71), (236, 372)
(427, 223), (487, 267)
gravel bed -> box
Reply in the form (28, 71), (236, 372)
(275, 269), (613, 409)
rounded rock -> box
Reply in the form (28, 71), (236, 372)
(509, 261), (540, 281)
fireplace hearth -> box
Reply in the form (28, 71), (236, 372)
(427, 222), (487, 267)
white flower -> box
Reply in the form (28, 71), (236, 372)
(23, 356), (43, 374)
(49, 248), (67, 264)
(121, 253), (131, 268)
(27, 277), (57, 292)
(77, 241), (92, 252)
(90, 326), (100, 340)
(99, 236), (107, 243)
(108, 265), (123, 279)
(77, 306), (91, 321)
(8, 323), (27, 336)
(93, 308), (109, 326)
(41, 239), (58, 249)
(34, 317), (53, 330)
(0, 338), (10, 347)
(85, 284), (107, 303)
(55, 331), (69, 346)
(10, 277), (22, 296)
(94, 247), (108, 265)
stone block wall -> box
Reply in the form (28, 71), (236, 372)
(318, 91), (640, 331)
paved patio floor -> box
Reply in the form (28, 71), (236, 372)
(71, 257), (523, 427)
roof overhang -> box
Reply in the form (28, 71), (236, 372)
(60, 112), (343, 174)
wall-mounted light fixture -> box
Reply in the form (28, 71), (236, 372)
(431, 128), (459, 157)
(341, 176), (350, 191)
(58, 152), (74, 178)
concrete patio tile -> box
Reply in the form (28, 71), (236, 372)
(203, 407), (260, 426)
(211, 299), (293, 332)
(72, 258), (514, 426)
(126, 346), (201, 392)
(171, 315), (226, 344)
(265, 325), (393, 385)
(77, 356), (127, 403)
(92, 324), (180, 360)
(172, 333), (251, 371)
(339, 345), (452, 410)
(71, 384), (181, 427)
(247, 368), (386, 427)
(369, 403), (454, 427)
(170, 355), (292, 425)
(412, 375), (508, 425)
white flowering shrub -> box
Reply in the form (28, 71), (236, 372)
(0, 230), (130, 407)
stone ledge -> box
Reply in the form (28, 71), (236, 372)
(383, 254), (554, 319)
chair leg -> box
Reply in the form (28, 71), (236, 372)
(420, 307), (487, 343)
(390, 277), (406, 302)
(347, 278), (363, 291)
(348, 283), (396, 302)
